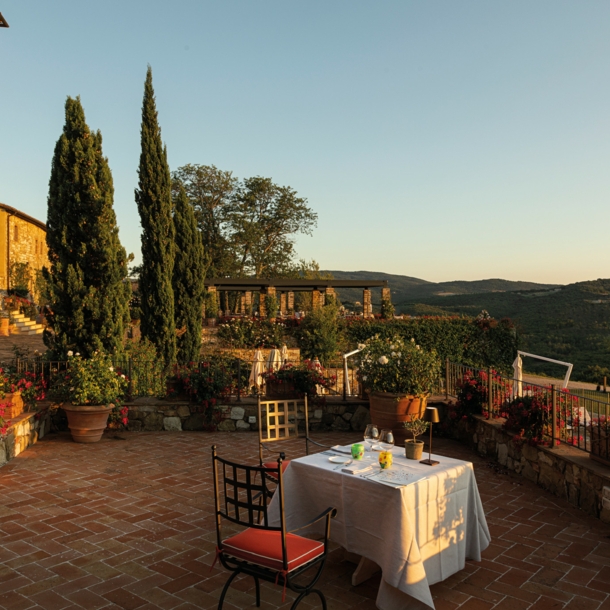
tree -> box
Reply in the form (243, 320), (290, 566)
(171, 164), (237, 278)
(227, 176), (317, 277)
(294, 300), (344, 364)
(172, 186), (205, 363)
(44, 96), (130, 358)
(135, 66), (176, 366)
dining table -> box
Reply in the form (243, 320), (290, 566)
(267, 444), (491, 610)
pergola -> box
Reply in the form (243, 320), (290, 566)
(205, 278), (390, 318)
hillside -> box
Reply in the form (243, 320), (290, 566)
(397, 278), (610, 381)
(324, 270), (558, 307)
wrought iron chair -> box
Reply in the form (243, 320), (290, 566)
(257, 396), (330, 478)
(212, 446), (336, 609)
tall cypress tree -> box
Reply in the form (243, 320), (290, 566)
(44, 96), (131, 358)
(172, 186), (205, 363)
(135, 66), (176, 365)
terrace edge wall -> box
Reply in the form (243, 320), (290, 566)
(0, 408), (52, 466)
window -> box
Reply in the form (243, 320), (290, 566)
(13, 225), (18, 242)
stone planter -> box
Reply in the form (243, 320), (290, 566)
(369, 392), (427, 444)
(206, 318), (217, 327)
(62, 404), (114, 443)
(266, 381), (298, 398)
(1, 392), (24, 419)
(404, 440), (424, 460)
(0, 317), (8, 337)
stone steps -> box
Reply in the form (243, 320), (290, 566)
(9, 311), (44, 335)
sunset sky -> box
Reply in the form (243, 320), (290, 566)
(1, 1), (609, 284)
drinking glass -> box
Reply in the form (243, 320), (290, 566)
(363, 424), (379, 451)
(379, 429), (395, 451)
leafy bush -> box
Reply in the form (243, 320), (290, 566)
(356, 334), (441, 396)
(293, 302), (345, 363)
(345, 316), (517, 372)
(49, 351), (127, 406)
(217, 317), (284, 349)
(121, 338), (167, 398)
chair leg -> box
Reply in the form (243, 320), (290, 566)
(218, 570), (240, 610)
(290, 589), (327, 610)
(253, 575), (261, 607)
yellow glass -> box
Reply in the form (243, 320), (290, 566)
(379, 450), (393, 469)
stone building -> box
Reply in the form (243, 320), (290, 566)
(0, 203), (49, 294)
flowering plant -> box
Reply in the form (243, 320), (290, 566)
(49, 350), (127, 406)
(356, 335), (441, 397)
(217, 317), (284, 349)
(262, 360), (336, 397)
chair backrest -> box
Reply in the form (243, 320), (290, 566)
(258, 396), (310, 443)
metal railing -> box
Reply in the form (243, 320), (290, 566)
(445, 360), (610, 459)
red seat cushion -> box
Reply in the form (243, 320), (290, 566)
(222, 528), (323, 572)
(262, 460), (291, 479)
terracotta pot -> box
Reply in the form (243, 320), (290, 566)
(266, 381), (298, 398)
(369, 392), (427, 444)
(404, 440), (424, 460)
(1, 392), (23, 419)
(63, 404), (113, 443)
(206, 318), (217, 327)
(0, 318), (8, 337)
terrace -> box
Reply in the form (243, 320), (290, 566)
(0, 430), (609, 610)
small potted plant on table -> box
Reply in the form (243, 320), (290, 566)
(403, 418), (429, 460)
(50, 350), (127, 443)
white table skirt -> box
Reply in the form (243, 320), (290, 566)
(268, 447), (491, 609)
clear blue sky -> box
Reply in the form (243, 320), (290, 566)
(1, 1), (609, 285)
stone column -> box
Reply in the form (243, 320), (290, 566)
(312, 289), (321, 310)
(363, 289), (372, 318)
(259, 292), (266, 318)
(245, 291), (252, 315)
(280, 292), (287, 316)
(288, 291), (294, 311)
(240, 294), (246, 315)
(325, 287), (335, 305)
(381, 287), (391, 302)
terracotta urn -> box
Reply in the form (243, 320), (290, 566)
(62, 404), (114, 443)
(369, 392), (427, 444)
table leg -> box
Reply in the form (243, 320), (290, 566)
(351, 555), (381, 586)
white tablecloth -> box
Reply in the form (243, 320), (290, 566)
(268, 446), (491, 609)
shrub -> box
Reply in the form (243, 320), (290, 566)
(356, 334), (441, 396)
(293, 301), (344, 363)
(217, 317), (284, 349)
(262, 360), (336, 397)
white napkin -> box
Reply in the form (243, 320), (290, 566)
(342, 463), (374, 475)
(331, 445), (353, 455)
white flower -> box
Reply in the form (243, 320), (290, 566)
(75, 352), (80, 356)
(121, 374), (126, 379)
(410, 338), (415, 343)
(397, 352), (402, 357)
(391, 352), (396, 357)
(109, 366), (114, 372)
(362, 376), (367, 381)
(67, 350), (73, 357)
(378, 356), (388, 365)
(416, 345), (420, 350)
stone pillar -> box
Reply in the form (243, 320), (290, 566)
(259, 293), (266, 318)
(363, 289), (372, 318)
(280, 292), (287, 316)
(381, 287), (391, 302)
(245, 291), (252, 315)
(240, 294), (246, 315)
(288, 291), (294, 311)
(325, 287), (335, 305)
(312, 289), (322, 310)
(266, 286), (277, 298)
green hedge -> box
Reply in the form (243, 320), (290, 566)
(345, 316), (517, 372)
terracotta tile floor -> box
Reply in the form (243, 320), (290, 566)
(0, 431), (609, 610)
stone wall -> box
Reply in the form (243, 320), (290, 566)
(125, 397), (371, 434)
(441, 407), (610, 524)
(0, 408), (52, 466)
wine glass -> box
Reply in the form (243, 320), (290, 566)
(363, 424), (379, 451)
(379, 429), (395, 451)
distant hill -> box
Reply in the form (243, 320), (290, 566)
(323, 270), (559, 307)
(396, 278), (610, 381)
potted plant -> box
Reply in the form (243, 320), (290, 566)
(262, 360), (335, 398)
(50, 350), (127, 443)
(403, 418), (429, 459)
(357, 335), (441, 443)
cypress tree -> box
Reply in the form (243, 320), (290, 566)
(44, 96), (131, 358)
(135, 66), (176, 365)
(172, 186), (205, 363)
